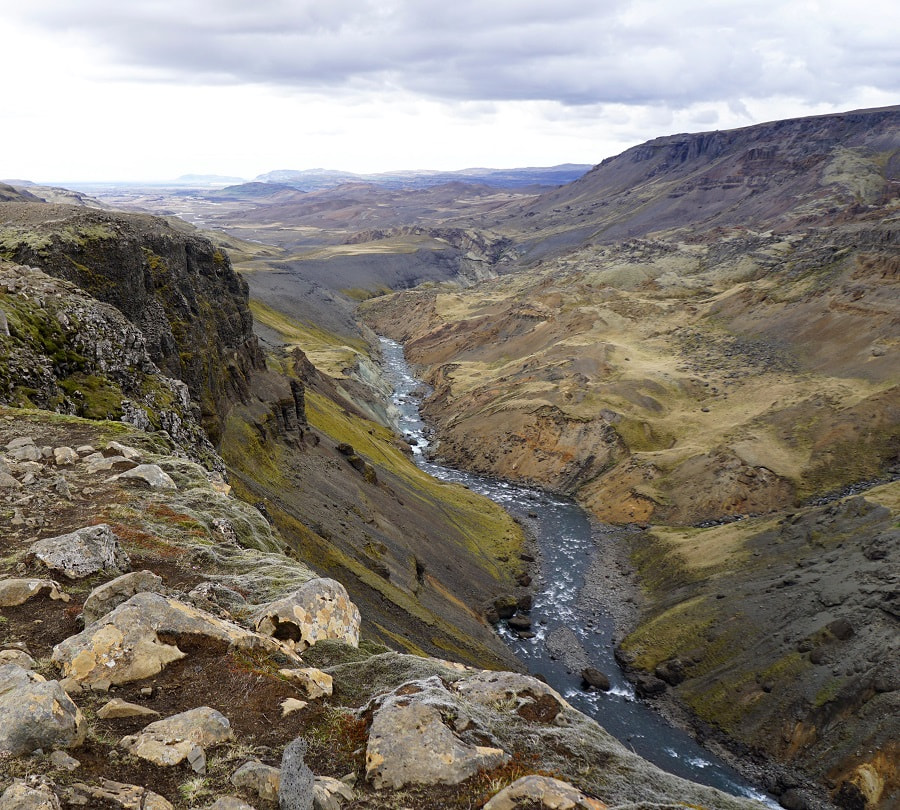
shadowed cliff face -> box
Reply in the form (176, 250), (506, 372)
(0, 203), (264, 442)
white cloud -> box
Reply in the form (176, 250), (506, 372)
(0, 1), (896, 181)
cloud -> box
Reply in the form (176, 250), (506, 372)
(9, 0), (899, 109)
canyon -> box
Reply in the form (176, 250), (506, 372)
(1, 105), (898, 810)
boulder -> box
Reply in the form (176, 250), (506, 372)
(483, 774), (607, 809)
(67, 779), (173, 810)
(0, 780), (62, 810)
(120, 707), (233, 774)
(279, 737), (314, 810)
(111, 463), (177, 489)
(52, 592), (296, 687)
(454, 671), (570, 724)
(206, 800), (258, 810)
(0, 649), (36, 669)
(278, 667), (333, 700)
(28, 525), (130, 580)
(105, 441), (143, 460)
(654, 659), (685, 686)
(0, 470), (22, 489)
(254, 578), (361, 651)
(581, 668), (612, 692)
(0, 664), (85, 756)
(52, 447), (78, 466)
(365, 677), (509, 789)
(281, 698), (308, 717)
(0, 578), (69, 607)
(508, 615), (532, 631)
(313, 776), (354, 810)
(81, 570), (164, 626)
(232, 761), (281, 803)
(493, 595), (518, 619)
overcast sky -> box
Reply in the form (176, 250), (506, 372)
(2, 0), (897, 182)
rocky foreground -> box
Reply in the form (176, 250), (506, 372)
(0, 416), (764, 810)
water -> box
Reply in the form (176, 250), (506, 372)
(378, 336), (778, 807)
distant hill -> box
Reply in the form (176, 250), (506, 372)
(175, 173), (247, 185)
(254, 164), (592, 191)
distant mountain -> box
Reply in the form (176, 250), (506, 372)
(208, 181), (307, 202)
(174, 173), (247, 185)
(254, 164), (592, 191)
(511, 105), (900, 254)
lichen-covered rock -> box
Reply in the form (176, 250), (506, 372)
(0, 649), (36, 669)
(52, 592), (297, 687)
(0, 664), (85, 756)
(68, 779), (174, 810)
(0, 779), (62, 810)
(120, 707), (233, 774)
(483, 775), (608, 809)
(0, 578), (69, 607)
(453, 670), (571, 725)
(254, 578), (360, 651)
(277, 667), (333, 700)
(364, 676), (509, 789)
(28, 524), (130, 580)
(81, 570), (164, 625)
(112, 463), (177, 490)
(206, 799), (258, 810)
(312, 777), (354, 810)
(232, 761), (281, 803)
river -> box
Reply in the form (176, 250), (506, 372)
(378, 336), (778, 808)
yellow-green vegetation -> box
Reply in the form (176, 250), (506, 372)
(220, 412), (288, 492)
(683, 653), (810, 733)
(58, 374), (124, 420)
(249, 298), (366, 375)
(305, 388), (522, 573)
(619, 596), (714, 671)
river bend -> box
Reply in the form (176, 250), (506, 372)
(378, 336), (777, 807)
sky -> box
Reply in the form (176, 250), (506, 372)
(1, 0), (897, 183)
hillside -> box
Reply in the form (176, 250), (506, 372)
(0, 199), (782, 809)
(359, 107), (900, 809)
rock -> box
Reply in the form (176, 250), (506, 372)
(112, 463), (177, 490)
(0, 779), (62, 810)
(187, 581), (248, 616)
(0, 649), (37, 669)
(85, 455), (135, 474)
(52, 447), (78, 466)
(517, 593), (533, 612)
(120, 707), (232, 774)
(0, 470), (22, 489)
(493, 595), (518, 619)
(81, 570), (164, 626)
(48, 750), (81, 771)
(6, 437), (35, 451)
(634, 674), (667, 697)
(0, 664), (85, 756)
(206, 800), (258, 810)
(52, 592), (294, 687)
(105, 441), (142, 460)
(313, 776), (354, 810)
(581, 667), (611, 691)
(508, 615), (532, 631)
(483, 774), (607, 809)
(68, 779), (173, 810)
(827, 618), (854, 641)
(232, 761), (281, 803)
(96, 698), (161, 719)
(365, 676), (509, 789)
(254, 578), (361, 651)
(281, 698), (308, 717)
(9, 444), (41, 462)
(278, 667), (333, 699)
(28, 525), (130, 580)
(454, 671), (570, 724)
(484, 607), (501, 624)
(279, 737), (314, 810)
(0, 578), (69, 607)
(654, 658), (686, 686)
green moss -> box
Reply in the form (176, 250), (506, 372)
(58, 374), (124, 420)
(619, 596), (714, 670)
